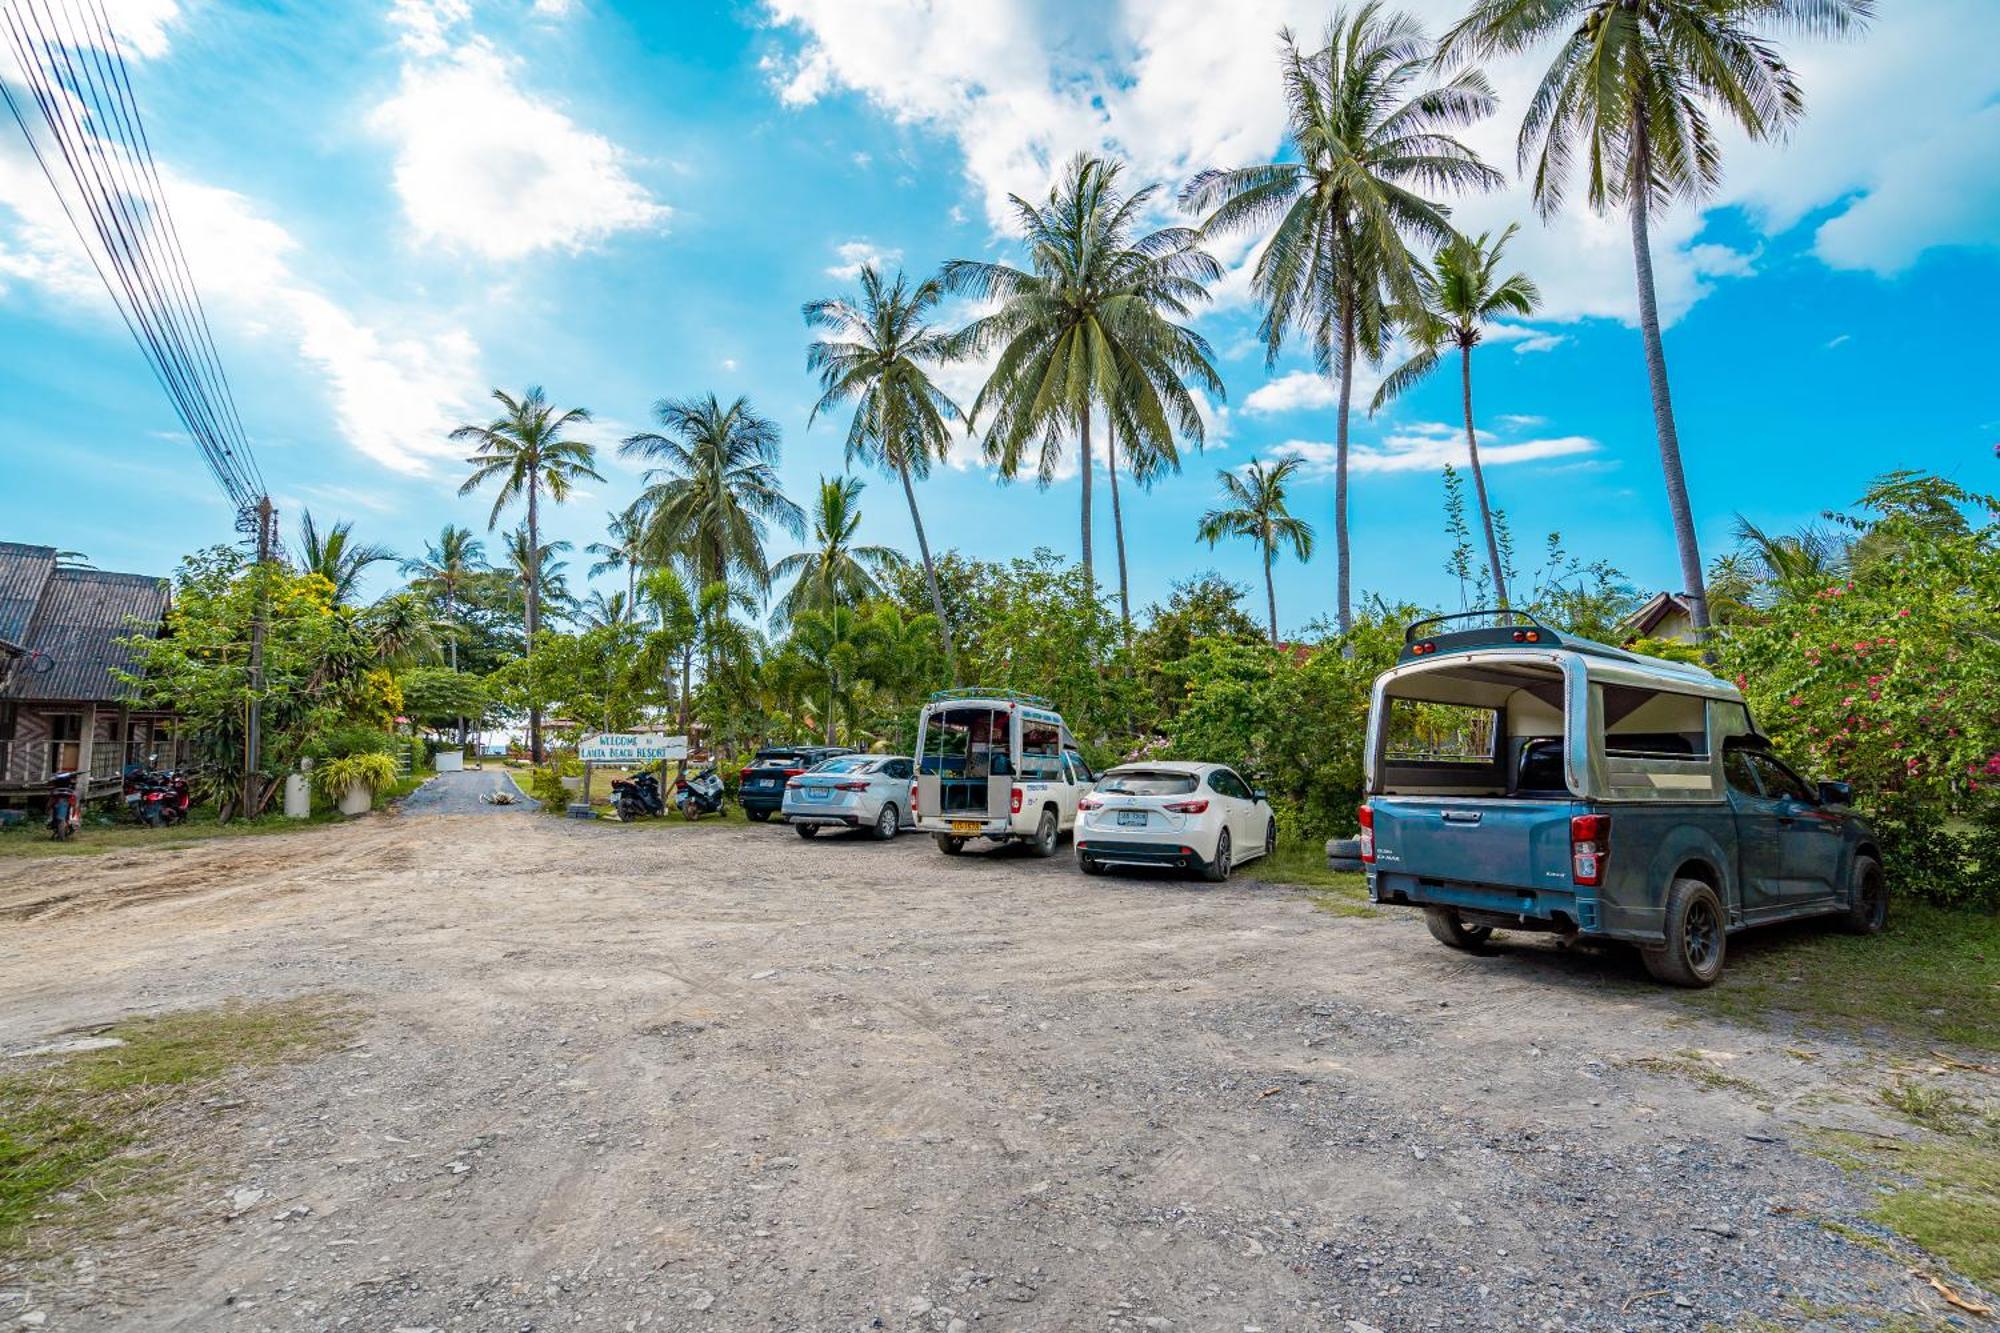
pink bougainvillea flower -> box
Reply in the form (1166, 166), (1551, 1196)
(1897, 608), (1910, 617)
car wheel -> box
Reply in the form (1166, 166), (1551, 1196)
(1202, 829), (1232, 882)
(872, 803), (899, 841)
(747, 808), (771, 823)
(1424, 907), (1493, 950)
(935, 834), (966, 856)
(1264, 820), (1278, 860)
(795, 822), (820, 840)
(1642, 878), (1728, 987)
(1843, 855), (1887, 934)
(1028, 807), (1060, 858)
(1080, 855), (1105, 876)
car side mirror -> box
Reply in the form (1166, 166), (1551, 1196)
(1253, 789), (1268, 803)
(1817, 780), (1854, 808)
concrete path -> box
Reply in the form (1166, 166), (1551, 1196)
(394, 766), (538, 815)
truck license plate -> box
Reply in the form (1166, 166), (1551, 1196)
(950, 820), (981, 834)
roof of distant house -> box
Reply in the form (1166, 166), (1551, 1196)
(0, 542), (171, 704)
(1621, 591), (1694, 639)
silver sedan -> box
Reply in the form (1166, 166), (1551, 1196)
(780, 754), (917, 840)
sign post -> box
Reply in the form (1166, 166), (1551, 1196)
(576, 733), (690, 766)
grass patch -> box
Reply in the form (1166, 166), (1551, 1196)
(1251, 840), (1379, 918)
(0, 997), (351, 1252)
(1811, 1082), (2000, 1292)
(1681, 902), (2000, 1053)
(1617, 1049), (1769, 1098)
(0, 809), (347, 861)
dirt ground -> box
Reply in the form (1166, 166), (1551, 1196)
(0, 804), (1985, 1331)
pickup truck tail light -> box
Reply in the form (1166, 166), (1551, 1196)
(1357, 804), (1375, 863)
(1570, 814), (1610, 886)
(1163, 798), (1209, 814)
(1010, 786), (1023, 815)
(910, 782), (920, 816)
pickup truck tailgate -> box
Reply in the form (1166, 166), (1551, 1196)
(1368, 796), (1581, 895)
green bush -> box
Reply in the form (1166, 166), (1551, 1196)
(310, 752), (399, 802)
(310, 724), (399, 760)
(526, 766), (570, 806)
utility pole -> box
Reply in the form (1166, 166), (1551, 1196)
(243, 495), (274, 820)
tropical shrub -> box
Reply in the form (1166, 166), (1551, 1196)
(1715, 477), (2000, 907)
(311, 752), (399, 801)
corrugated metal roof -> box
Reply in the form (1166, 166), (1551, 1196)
(0, 541), (56, 648)
(0, 565), (171, 703)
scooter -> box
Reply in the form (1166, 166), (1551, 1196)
(47, 770), (82, 841)
(137, 768), (193, 826)
(671, 764), (726, 821)
(610, 770), (666, 821)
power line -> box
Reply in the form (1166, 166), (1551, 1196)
(0, 0), (265, 513)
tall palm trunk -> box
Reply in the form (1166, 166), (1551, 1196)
(1459, 342), (1510, 609)
(1333, 306), (1356, 640)
(1262, 543), (1279, 648)
(1106, 422), (1132, 642)
(526, 478), (543, 764)
(1627, 132), (1710, 633)
(897, 462), (957, 681)
(1078, 410), (1095, 592)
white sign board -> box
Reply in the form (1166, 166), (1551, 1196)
(578, 733), (689, 764)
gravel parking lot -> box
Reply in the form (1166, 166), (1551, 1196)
(0, 806), (1977, 1331)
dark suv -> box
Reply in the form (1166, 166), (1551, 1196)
(738, 745), (857, 821)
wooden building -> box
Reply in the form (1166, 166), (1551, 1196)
(0, 541), (182, 803)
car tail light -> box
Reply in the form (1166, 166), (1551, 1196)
(1163, 798), (1208, 814)
(834, 781), (869, 792)
(1570, 814), (1610, 886)
(1078, 795), (1102, 811)
(1010, 786), (1023, 814)
(783, 767), (805, 778)
(739, 767), (754, 781)
(1357, 804), (1375, 863)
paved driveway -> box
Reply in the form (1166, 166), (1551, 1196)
(394, 766), (538, 815)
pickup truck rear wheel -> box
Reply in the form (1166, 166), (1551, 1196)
(1424, 907), (1492, 950)
(1028, 807), (1060, 858)
(1842, 855), (1887, 934)
(1643, 878), (1727, 987)
(936, 834), (966, 856)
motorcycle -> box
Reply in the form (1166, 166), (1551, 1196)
(671, 764), (726, 821)
(124, 757), (192, 827)
(47, 769), (82, 841)
(610, 770), (666, 822)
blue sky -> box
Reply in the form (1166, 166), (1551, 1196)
(2, 0), (1996, 638)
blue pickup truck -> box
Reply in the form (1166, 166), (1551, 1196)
(1358, 613), (1885, 986)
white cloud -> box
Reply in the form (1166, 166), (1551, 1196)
(760, 0), (2000, 323)
(0, 130), (481, 477)
(825, 239), (902, 280)
(1270, 422), (1600, 477)
(1484, 322), (1569, 355)
(532, 0), (579, 16)
(372, 12), (669, 260)
(1243, 363), (1390, 416)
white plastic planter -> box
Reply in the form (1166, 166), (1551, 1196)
(435, 750), (464, 773)
(338, 780), (374, 817)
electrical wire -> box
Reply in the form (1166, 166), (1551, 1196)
(0, 0), (264, 512)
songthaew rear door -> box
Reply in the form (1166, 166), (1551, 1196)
(918, 705), (1013, 818)
(1367, 657), (1581, 891)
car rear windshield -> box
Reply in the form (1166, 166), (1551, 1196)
(812, 756), (874, 774)
(1097, 770), (1198, 796)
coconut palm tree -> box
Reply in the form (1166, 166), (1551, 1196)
(621, 394), (805, 595)
(503, 528), (577, 627)
(788, 605), (869, 746)
(454, 386), (602, 763)
(1373, 225), (1540, 608)
(1182, 6), (1499, 635)
(586, 506), (647, 608)
(1437, 0), (1872, 633)
(637, 566), (700, 731)
(401, 524), (486, 670)
(943, 153), (1225, 604)
(362, 592), (442, 668)
(296, 510), (395, 605)
(579, 588), (634, 630)
(804, 264), (966, 674)
(1197, 459), (1317, 646)
(771, 476), (904, 631)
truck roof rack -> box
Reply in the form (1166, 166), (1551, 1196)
(1398, 609), (1718, 682)
(926, 687), (1056, 708)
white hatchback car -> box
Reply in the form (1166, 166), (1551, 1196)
(1075, 761), (1277, 881)
(782, 754), (917, 840)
